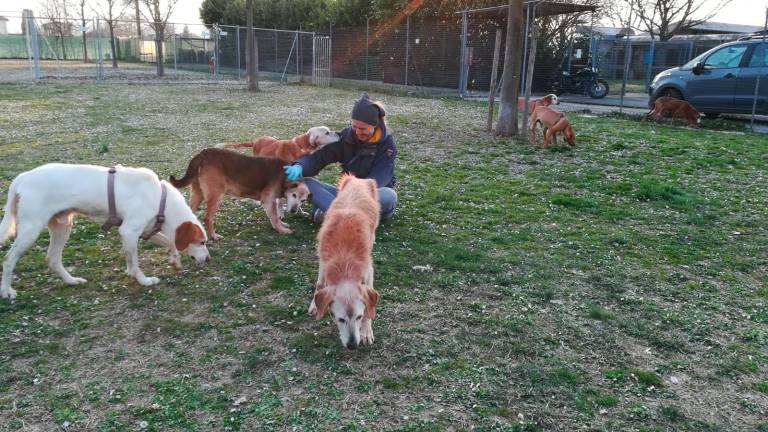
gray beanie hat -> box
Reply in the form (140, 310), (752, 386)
(351, 92), (384, 127)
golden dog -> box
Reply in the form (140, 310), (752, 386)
(309, 174), (380, 349)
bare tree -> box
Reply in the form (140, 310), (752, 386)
(610, 0), (733, 41)
(496, 0), (524, 136)
(140, 0), (179, 76)
(246, 0), (259, 91)
(40, 0), (72, 60)
(123, 0), (142, 38)
(75, 0), (89, 62)
(95, 0), (128, 68)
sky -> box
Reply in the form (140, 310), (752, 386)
(1, 0), (767, 33)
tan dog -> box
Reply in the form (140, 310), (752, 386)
(644, 96), (701, 127)
(517, 93), (559, 113)
(169, 148), (309, 239)
(309, 174), (380, 349)
(216, 126), (340, 163)
(530, 106), (576, 148)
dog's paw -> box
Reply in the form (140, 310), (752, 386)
(308, 301), (317, 318)
(277, 227), (292, 235)
(64, 277), (87, 285)
(138, 276), (160, 286)
(0, 288), (17, 300)
(211, 233), (223, 241)
(361, 322), (375, 345)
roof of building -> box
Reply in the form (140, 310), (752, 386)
(671, 21), (763, 34)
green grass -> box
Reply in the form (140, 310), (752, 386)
(0, 81), (767, 430)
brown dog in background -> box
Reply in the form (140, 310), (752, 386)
(216, 126), (339, 163)
(309, 174), (380, 350)
(644, 96), (701, 127)
(530, 106), (576, 148)
(169, 148), (309, 239)
(517, 93), (559, 113)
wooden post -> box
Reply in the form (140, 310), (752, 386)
(487, 28), (503, 132)
(523, 22), (538, 139)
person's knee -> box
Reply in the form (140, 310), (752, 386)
(378, 188), (397, 220)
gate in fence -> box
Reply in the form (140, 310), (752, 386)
(313, 36), (331, 87)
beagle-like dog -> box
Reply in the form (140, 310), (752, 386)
(170, 148), (309, 239)
(530, 106), (576, 148)
(309, 174), (380, 349)
(216, 126), (339, 163)
(518, 93), (559, 113)
(644, 96), (701, 127)
(0, 164), (210, 300)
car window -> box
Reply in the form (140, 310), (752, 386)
(748, 44), (767, 67)
(704, 45), (748, 69)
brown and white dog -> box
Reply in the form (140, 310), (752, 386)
(0, 164), (210, 300)
(530, 106), (576, 148)
(309, 174), (380, 349)
(644, 96), (701, 127)
(518, 93), (559, 113)
(216, 126), (339, 163)
(170, 148), (309, 239)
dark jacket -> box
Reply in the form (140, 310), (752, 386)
(294, 123), (397, 189)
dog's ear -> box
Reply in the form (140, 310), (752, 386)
(307, 129), (318, 147)
(285, 180), (300, 190)
(175, 221), (204, 251)
(312, 288), (333, 320)
(363, 287), (379, 320)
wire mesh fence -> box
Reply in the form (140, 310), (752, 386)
(1, 7), (767, 126)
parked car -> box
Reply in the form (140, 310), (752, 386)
(648, 36), (768, 116)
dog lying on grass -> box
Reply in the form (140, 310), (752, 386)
(529, 106), (576, 148)
(643, 96), (701, 127)
(0, 164), (210, 300)
(309, 174), (380, 349)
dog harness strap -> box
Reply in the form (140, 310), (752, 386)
(140, 183), (167, 241)
(101, 167), (123, 231)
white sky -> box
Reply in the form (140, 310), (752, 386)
(1, 0), (767, 33)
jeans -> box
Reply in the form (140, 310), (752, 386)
(304, 177), (397, 221)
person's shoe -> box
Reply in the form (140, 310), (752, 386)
(312, 208), (325, 225)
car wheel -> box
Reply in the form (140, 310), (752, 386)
(660, 88), (683, 100)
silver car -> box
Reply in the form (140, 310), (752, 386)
(648, 37), (767, 116)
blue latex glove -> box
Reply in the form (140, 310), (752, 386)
(283, 164), (303, 180)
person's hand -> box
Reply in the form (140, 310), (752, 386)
(283, 164), (303, 180)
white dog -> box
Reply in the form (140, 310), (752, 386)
(0, 163), (210, 300)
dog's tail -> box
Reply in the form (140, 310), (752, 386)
(0, 177), (21, 244)
(215, 141), (254, 151)
(169, 153), (204, 189)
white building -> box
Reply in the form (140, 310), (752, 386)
(0, 17), (9, 35)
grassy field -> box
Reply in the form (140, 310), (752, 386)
(0, 81), (767, 431)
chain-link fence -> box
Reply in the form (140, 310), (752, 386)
(0, 12), (313, 83)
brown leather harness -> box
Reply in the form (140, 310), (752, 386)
(102, 167), (168, 240)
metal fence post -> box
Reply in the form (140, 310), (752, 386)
(405, 14), (410, 86)
(365, 17), (370, 82)
(619, 11), (633, 114)
(520, 3), (531, 94)
(459, 11), (467, 96)
(95, 17), (104, 82)
(236, 26), (241, 79)
(173, 33), (178, 79)
(26, 12), (42, 80)
(296, 30), (300, 79)
(751, 8), (768, 131)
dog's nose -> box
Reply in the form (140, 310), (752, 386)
(205, 256), (210, 263)
(346, 340), (358, 350)
(290, 208), (298, 214)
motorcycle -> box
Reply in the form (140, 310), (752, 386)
(551, 64), (610, 99)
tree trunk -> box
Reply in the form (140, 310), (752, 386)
(109, 22), (118, 68)
(135, 0), (142, 39)
(246, 0), (259, 91)
(496, 0), (524, 136)
(155, 30), (165, 76)
(81, 17), (88, 63)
